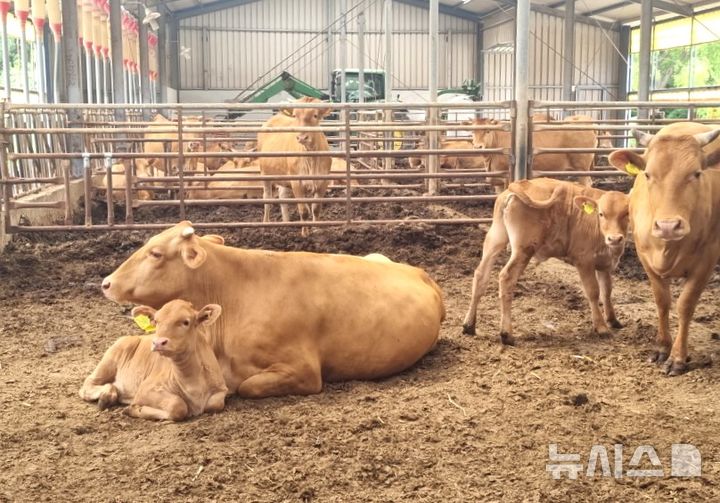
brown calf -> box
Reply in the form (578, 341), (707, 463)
(462, 178), (630, 344)
(79, 300), (227, 421)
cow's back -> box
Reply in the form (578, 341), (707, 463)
(216, 250), (444, 382)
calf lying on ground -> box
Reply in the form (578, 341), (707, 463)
(79, 300), (227, 421)
(462, 178), (630, 344)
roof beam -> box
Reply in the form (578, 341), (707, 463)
(627, 0), (693, 17)
(174, 0), (262, 20)
(395, 0), (482, 22)
(581, 1), (629, 17)
(532, 5), (617, 30)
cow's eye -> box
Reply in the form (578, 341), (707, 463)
(149, 250), (162, 259)
(694, 171), (701, 179)
(182, 319), (190, 327)
(598, 212), (605, 218)
(644, 172), (651, 181)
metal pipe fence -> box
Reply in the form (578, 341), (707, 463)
(2, 99), (720, 234)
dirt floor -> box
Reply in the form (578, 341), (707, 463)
(1, 186), (719, 502)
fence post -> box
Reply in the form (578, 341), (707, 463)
(0, 101), (12, 234)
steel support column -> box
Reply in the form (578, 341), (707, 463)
(158, 18), (167, 103)
(562, 0), (575, 103)
(59, 0), (83, 176)
(638, 0), (652, 118)
(514, 0), (530, 181)
(357, 11), (365, 104)
(110, 0), (125, 114)
(139, 17), (151, 113)
(427, 0), (439, 194)
(383, 0), (393, 177)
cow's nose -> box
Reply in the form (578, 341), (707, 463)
(151, 338), (169, 352)
(101, 278), (111, 290)
(297, 134), (309, 145)
(653, 219), (686, 240)
(606, 234), (624, 246)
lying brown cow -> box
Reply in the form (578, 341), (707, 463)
(257, 98), (332, 236)
(462, 177), (630, 344)
(609, 122), (720, 375)
(186, 160), (262, 200)
(472, 117), (597, 187)
(79, 299), (227, 421)
(101, 222), (445, 398)
(408, 136), (485, 171)
(94, 158), (154, 203)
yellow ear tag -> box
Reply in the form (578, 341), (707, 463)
(625, 162), (642, 176)
(582, 202), (595, 215)
(133, 314), (156, 333)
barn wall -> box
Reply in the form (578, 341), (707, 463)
(481, 10), (621, 105)
(177, 0), (478, 99)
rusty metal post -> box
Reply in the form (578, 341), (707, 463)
(62, 160), (71, 224)
(344, 104), (352, 224)
(177, 107), (186, 221)
(82, 152), (92, 226)
(0, 101), (13, 234)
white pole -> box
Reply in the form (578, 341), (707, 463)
(427, 0), (439, 194)
(514, 0), (530, 181)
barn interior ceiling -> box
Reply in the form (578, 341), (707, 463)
(137, 0), (720, 25)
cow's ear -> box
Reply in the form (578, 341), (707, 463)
(197, 304), (222, 326)
(573, 196), (598, 215)
(705, 148), (720, 168)
(608, 150), (645, 176)
(131, 305), (156, 319)
(318, 105), (332, 118)
(201, 234), (225, 245)
(179, 231), (208, 269)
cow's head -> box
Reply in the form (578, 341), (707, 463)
(609, 128), (720, 241)
(132, 300), (221, 358)
(292, 97), (331, 147)
(471, 118), (500, 149)
(574, 191), (630, 250)
(101, 221), (225, 307)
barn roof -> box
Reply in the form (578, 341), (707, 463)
(139, 0), (720, 25)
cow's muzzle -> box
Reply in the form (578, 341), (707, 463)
(652, 218), (689, 241)
(605, 234), (625, 247)
(151, 337), (169, 352)
(296, 134), (311, 147)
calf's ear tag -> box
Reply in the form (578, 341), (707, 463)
(582, 202), (595, 215)
(625, 162), (642, 176)
(133, 314), (156, 333)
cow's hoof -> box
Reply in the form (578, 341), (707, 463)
(663, 358), (688, 376)
(97, 387), (118, 411)
(462, 323), (476, 336)
(499, 331), (516, 346)
(609, 318), (623, 329)
(647, 350), (669, 364)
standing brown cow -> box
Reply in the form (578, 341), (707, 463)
(608, 122), (720, 375)
(462, 178), (630, 344)
(471, 117), (597, 187)
(257, 97), (332, 236)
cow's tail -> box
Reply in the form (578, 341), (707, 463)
(507, 181), (565, 209)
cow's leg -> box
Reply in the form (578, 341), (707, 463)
(576, 263), (610, 335)
(205, 391), (227, 413)
(236, 361), (322, 398)
(79, 353), (120, 410)
(262, 181), (274, 222)
(597, 269), (622, 329)
(665, 263), (715, 376)
(462, 219), (509, 336)
(645, 270), (672, 364)
(497, 250), (532, 345)
(278, 185), (293, 223)
(126, 392), (189, 421)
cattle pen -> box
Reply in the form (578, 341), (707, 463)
(3, 0), (720, 499)
(3, 99), (720, 234)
